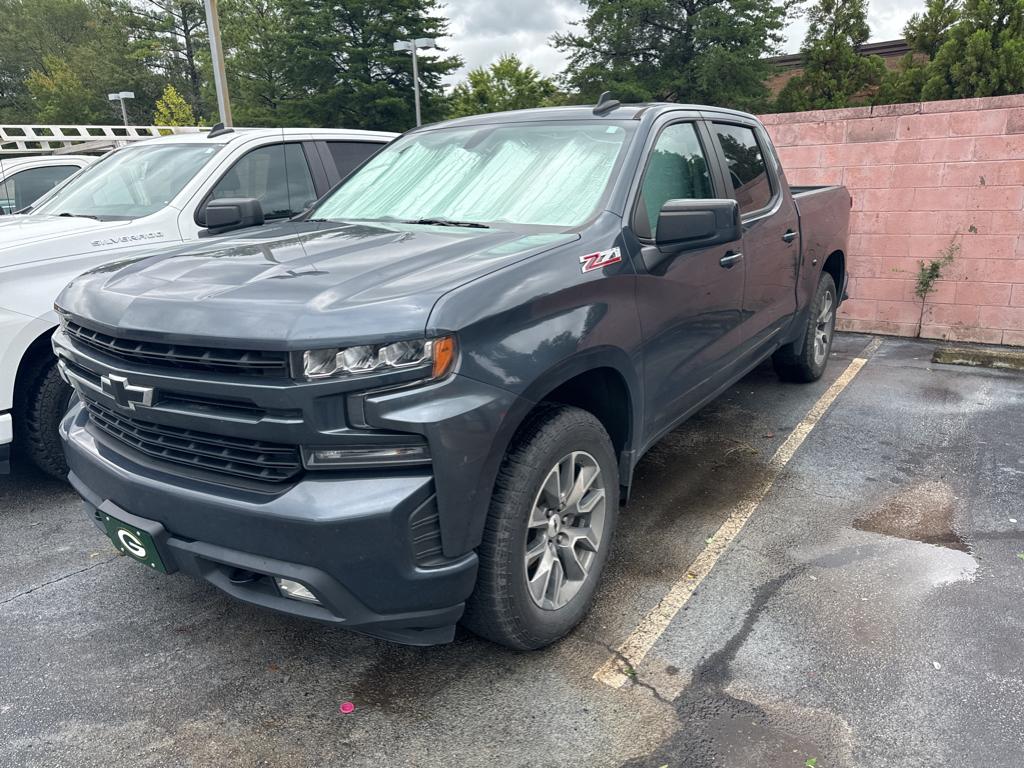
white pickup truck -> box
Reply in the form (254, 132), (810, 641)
(0, 126), (394, 476)
(0, 155), (96, 214)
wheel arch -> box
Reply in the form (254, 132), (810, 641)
(1, 315), (58, 414)
(458, 348), (642, 556)
(822, 249), (846, 299)
(519, 347), (641, 466)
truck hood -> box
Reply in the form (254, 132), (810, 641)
(0, 214), (172, 268)
(57, 220), (578, 345)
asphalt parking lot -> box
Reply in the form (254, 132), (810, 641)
(2, 332), (1022, 768)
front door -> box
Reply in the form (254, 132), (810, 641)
(633, 120), (746, 443)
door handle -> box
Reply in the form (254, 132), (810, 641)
(719, 252), (743, 268)
(782, 229), (798, 243)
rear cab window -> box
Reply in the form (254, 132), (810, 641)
(712, 123), (774, 216)
(327, 142), (383, 179)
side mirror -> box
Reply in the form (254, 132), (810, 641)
(654, 198), (740, 255)
(204, 197), (264, 233)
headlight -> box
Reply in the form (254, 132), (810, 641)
(300, 335), (456, 381)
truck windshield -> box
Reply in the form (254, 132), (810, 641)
(313, 121), (634, 228)
(32, 143), (221, 220)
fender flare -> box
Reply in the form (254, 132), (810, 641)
(456, 346), (642, 554)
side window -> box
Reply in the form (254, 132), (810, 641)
(209, 143), (317, 220)
(327, 141), (382, 180)
(0, 165), (79, 210)
(713, 123), (773, 215)
(638, 122), (713, 238)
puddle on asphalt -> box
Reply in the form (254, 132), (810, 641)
(853, 480), (969, 552)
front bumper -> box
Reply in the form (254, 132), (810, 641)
(62, 404), (478, 645)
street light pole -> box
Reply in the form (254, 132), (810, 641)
(410, 44), (421, 127)
(203, 0), (233, 127)
(393, 38), (436, 127)
(107, 91), (135, 126)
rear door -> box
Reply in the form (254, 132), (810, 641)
(709, 119), (800, 350)
(631, 118), (746, 442)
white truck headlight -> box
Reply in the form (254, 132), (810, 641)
(300, 336), (456, 381)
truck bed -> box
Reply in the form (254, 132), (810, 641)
(790, 184), (852, 304)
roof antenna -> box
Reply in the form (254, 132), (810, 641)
(593, 91), (621, 116)
(207, 122), (234, 138)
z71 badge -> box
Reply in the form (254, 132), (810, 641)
(579, 247), (622, 273)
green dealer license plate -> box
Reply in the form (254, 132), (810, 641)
(102, 509), (168, 573)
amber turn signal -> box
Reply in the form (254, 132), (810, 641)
(432, 336), (456, 379)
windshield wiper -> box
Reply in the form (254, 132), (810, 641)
(57, 212), (99, 220)
(404, 217), (490, 229)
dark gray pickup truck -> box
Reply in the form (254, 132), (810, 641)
(53, 102), (850, 649)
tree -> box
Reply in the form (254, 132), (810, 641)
(0, 0), (100, 120)
(218, 0), (300, 126)
(449, 55), (558, 117)
(775, 0), (887, 111)
(154, 84), (195, 124)
(905, 0), (962, 58)
(137, 0), (207, 113)
(26, 57), (107, 122)
(216, 0), (462, 130)
(553, 0), (796, 112)
(874, 0), (961, 105)
(1, 0), (165, 123)
(919, 0), (1024, 100)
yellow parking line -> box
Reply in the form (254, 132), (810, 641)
(593, 339), (880, 689)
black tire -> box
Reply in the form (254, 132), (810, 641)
(772, 272), (837, 383)
(462, 404), (619, 650)
(15, 357), (73, 479)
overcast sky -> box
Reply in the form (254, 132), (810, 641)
(437, 0), (924, 85)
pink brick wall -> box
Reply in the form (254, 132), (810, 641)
(760, 95), (1024, 345)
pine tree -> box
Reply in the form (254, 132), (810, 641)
(920, 0), (1024, 100)
(874, 0), (961, 105)
(776, 0), (886, 111)
(554, 0), (796, 112)
(137, 1), (207, 114)
(905, 0), (962, 58)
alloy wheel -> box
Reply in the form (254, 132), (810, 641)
(813, 289), (835, 366)
(523, 451), (607, 610)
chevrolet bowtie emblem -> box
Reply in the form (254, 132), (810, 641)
(100, 374), (154, 410)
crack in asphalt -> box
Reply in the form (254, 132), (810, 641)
(0, 555), (119, 606)
(603, 642), (674, 705)
(572, 631), (675, 704)
(619, 564), (810, 767)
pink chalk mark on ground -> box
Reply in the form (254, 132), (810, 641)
(340, 701), (355, 714)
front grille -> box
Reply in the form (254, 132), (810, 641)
(84, 399), (302, 484)
(65, 320), (289, 377)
